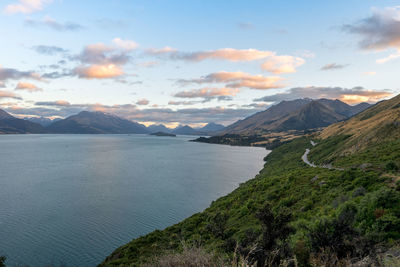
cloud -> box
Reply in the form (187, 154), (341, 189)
(376, 51), (400, 63)
(173, 48), (274, 62)
(343, 6), (400, 51)
(0, 81), (5, 88)
(41, 70), (73, 79)
(32, 45), (68, 55)
(238, 22), (254, 29)
(74, 64), (124, 79)
(363, 71), (376, 76)
(168, 100), (198, 106)
(77, 43), (129, 65)
(138, 61), (159, 68)
(112, 38), (138, 51)
(0, 66), (41, 81)
(15, 82), (42, 92)
(145, 46), (178, 55)
(174, 87), (239, 102)
(35, 100), (71, 106)
(25, 16), (83, 31)
(320, 63), (349, 71)
(146, 47), (305, 73)
(0, 90), (21, 99)
(178, 71), (284, 90)
(136, 99), (149, 105)
(73, 39), (137, 79)
(255, 86), (392, 104)
(261, 55), (305, 74)
(4, 0), (52, 14)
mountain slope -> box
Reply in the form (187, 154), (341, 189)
(46, 111), (148, 134)
(309, 94), (400, 166)
(272, 100), (347, 131)
(0, 109), (45, 134)
(199, 122), (225, 132)
(222, 99), (312, 134)
(222, 98), (370, 135)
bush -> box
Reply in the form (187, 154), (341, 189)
(386, 161), (399, 171)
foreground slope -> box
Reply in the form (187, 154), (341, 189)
(46, 111), (148, 134)
(102, 97), (400, 266)
(0, 109), (45, 134)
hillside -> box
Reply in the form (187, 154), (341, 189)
(46, 111), (148, 134)
(0, 109), (45, 134)
(101, 95), (400, 266)
(309, 94), (400, 167)
(221, 99), (370, 135)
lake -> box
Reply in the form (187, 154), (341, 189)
(0, 134), (268, 266)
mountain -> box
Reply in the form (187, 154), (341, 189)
(221, 98), (371, 134)
(171, 125), (200, 135)
(46, 111), (149, 134)
(24, 117), (61, 127)
(272, 100), (348, 131)
(198, 122), (225, 133)
(0, 109), (45, 134)
(222, 99), (312, 134)
(102, 94), (400, 267)
(147, 124), (172, 134)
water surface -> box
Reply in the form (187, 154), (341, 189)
(0, 134), (267, 266)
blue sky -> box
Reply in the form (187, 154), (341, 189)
(0, 0), (399, 126)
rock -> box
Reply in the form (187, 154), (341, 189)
(311, 175), (319, 182)
(359, 163), (372, 170)
(353, 187), (367, 197)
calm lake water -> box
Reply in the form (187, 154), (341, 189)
(0, 134), (268, 266)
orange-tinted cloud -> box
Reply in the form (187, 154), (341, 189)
(255, 86), (392, 104)
(4, 0), (52, 14)
(179, 48), (274, 62)
(74, 64), (124, 79)
(15, 82), (42, 92)
(136, 99), (149, 105)
(0, 90), (21, 99)
(261, 55), (305, 74)
(178, 71), (284, 90)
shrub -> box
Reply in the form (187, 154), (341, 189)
(386, 161), (399, 171)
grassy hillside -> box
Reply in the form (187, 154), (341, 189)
(101, 95), (400, 266)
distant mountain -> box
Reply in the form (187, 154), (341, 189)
(0, 109), (45, 134)
(147, 124), (172, 134)
(221, 98), (371, 135)
(46, 111), (149, 134)
(24, 117), (61, 127)
(171, 125), (200, 135)
(199, 122), (225, 133)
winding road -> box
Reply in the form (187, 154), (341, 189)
(301, 140), (344, 171)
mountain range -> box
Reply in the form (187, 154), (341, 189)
(0, 109), (224, 135)
(0, 98), (372, 135)
(220, 98), (371, 134)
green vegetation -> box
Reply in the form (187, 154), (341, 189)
(101, 136), (400, 266)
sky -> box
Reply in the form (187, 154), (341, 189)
(0, 0), (399, 127)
